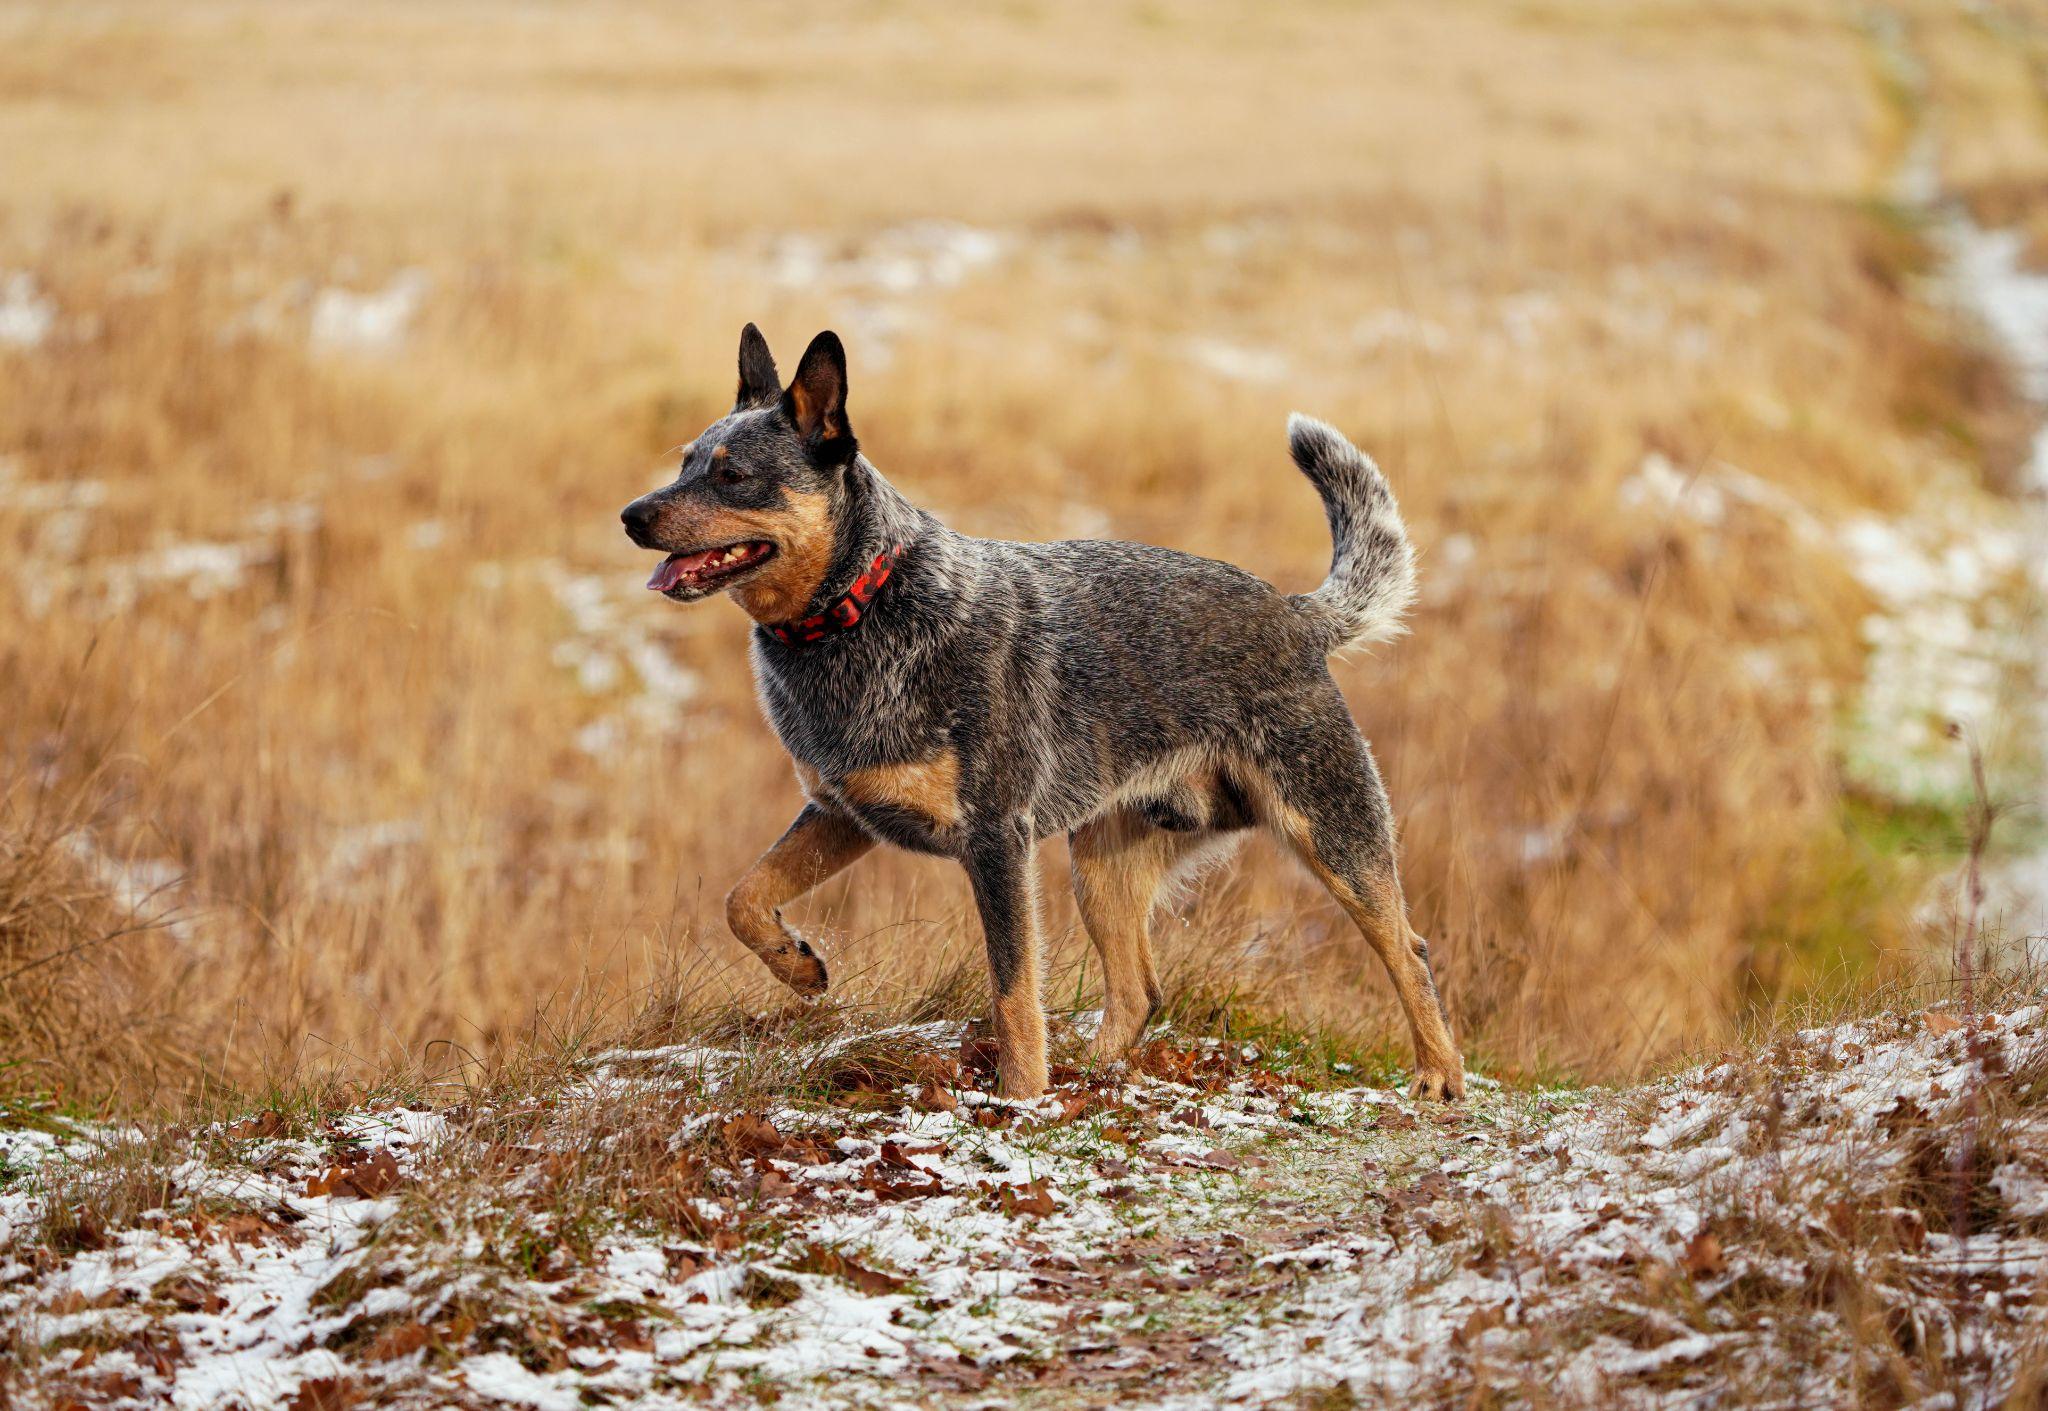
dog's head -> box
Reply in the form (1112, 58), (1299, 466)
(622, 325), (858, 622)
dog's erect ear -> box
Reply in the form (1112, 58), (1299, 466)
(782, 331), (856, 463)
(735, 323), (781, 409)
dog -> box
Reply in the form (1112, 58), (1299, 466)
(621, 325), (1464, 1101)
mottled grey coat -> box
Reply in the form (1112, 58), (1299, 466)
(622, 326), (1463, 1100)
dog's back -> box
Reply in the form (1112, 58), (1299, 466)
(915, 415), (1415, 835)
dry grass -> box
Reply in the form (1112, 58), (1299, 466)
(0, 0), (2041, 1109)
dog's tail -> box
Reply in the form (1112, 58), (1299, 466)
(1285, 413), (1416, 655)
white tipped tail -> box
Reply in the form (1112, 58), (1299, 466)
(1285, 413), (1416, 653)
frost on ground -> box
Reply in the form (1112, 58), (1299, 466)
(4, 1006), (2045, 1409)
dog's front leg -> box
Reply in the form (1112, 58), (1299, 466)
(963, 818), (1049, 1099)
(726, 804), (874, 997)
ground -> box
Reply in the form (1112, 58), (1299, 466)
(6, 1001), (2046, 1408)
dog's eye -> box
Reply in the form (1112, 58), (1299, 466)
(714, 464), (746, 487)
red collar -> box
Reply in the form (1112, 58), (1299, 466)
(766, 543), (906, 647)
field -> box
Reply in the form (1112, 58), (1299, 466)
(3, 0), (2048, 1404)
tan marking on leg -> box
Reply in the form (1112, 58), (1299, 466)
(726, 805), (873, 997)
(1070, 810), (1188, 1059)
(729, 487), (836, 625)
(1258, 777), (1464, 1101)
(990, 946), (1049, 1099)
(840, 751), (962, 829)
(792, 760), (822, 798)
(1320, 860), (1463, 1100)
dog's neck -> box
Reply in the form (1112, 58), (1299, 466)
(813, 457), (932, 611)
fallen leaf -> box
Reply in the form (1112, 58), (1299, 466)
(45, 1288), (123, 1316)
(1453, 1304), (1507, 1347)
(303, 1149), (402, 1201)
(347, 1149), (403, 1198)
(1923, 1011), (1963, 1037)
(992, 1178), (1058, 1218)
(722, 1113), (784, 1158)
(795, 1244), (908, 1295)
(916, 1082), (958, 1113)
(959, 1032), (1002, 1082)
(363, 1321), (430, 1362)
(1385, 1171), (1453, 1213)
(1682, 1230), (1726, 1279)
(228, 1111), (286, 1141)
(162, 1277), (226, 1314)
(304, 1166), (349, 1198)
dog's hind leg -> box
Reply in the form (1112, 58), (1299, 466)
(1070, 809), (1221, 1060)
(963, 817), (1049, 1099)
(1256, 724), (1465, 1101)
(726, 804), (874, 998)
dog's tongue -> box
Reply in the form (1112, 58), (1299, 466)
(647, 550), (711, 593)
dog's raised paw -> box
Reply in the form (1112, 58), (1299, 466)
(772, 940), (829, 998)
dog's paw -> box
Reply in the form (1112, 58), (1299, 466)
(772, 938), (829, 998)
(1409, 1063), (1466, 1103)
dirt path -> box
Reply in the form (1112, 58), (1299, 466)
(8, 1009), (2042, 1408)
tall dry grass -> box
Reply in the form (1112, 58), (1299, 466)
(0, 0), (2036, 1108)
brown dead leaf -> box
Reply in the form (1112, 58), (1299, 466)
(162, 1277), (226, 1314)
(349, 1149), (403, 1198)
(916, 1082), (958, 1113)
(877, 1142), (925, 1173)
(304, 1148), (402, 1200)
(363, 1320), (430, 1362)
(832, 1089), (902, 1112)
(46, 1288), (123, 1316)
(722, 1112), (785, 1158)
(1453, 1304), (1507, 1348)
(228, 1111), (287, 1141)
(795, 1244), (908, 1295)
(992, 1178), (1058, 1218)
(122, 1331), (183, 1378)
(288, 1376), (360, 1408)
(1386, 1171), (1453, 1213)
(221, 1212), (277, 1244)
(1682, 1230), (1726, 1279)
(304, 1165), (348, 1198)
(1923, 1010), (1963, 1037)
(959, 1032), (1002, 1082)
(861, 1170), (945, 1201)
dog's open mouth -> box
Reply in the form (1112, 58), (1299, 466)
(646, 540), (776, 595)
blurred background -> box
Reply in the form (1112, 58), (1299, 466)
(3, 0), (2045, 1110)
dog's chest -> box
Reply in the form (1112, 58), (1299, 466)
(754, 646), (963, 849)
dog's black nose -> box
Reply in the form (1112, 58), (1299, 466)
(621, 499), (656, 543)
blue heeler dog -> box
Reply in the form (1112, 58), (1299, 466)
(622, 325), (1464, 1101)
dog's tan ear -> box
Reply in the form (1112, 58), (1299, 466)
(736, 323), (781, 409)
(783, 331), (855, 462)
